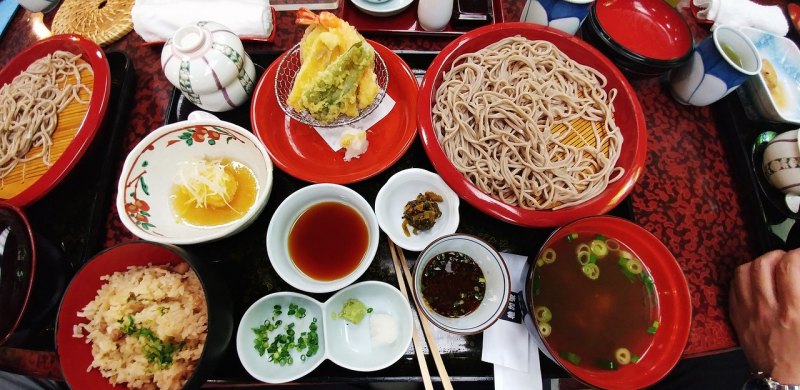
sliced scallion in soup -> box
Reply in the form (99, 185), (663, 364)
(532, 232), (659, 370)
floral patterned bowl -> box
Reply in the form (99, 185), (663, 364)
(116, 112), (273, 244)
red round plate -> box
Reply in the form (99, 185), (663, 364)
(251, 40), (418, 184)
(0, 34), (111, 207)
(56, 243), (187, 390)
(596, 0), (693, 60)
(418, 23), (647, 228)
(532, 216), (691, 389)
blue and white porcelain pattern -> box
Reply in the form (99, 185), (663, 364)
(521, 0), (593, 35)
(161, 21), (256, 112)
(740, 27), (800, 125)
(669, 26), (761, 107)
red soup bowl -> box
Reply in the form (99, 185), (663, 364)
(523, 216), (691, 389)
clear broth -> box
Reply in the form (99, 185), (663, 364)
(531, 232), (659, 370)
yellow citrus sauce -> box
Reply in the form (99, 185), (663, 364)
(170, 159), (258, 227)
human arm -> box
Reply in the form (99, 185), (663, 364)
(730, 249), (800, 384)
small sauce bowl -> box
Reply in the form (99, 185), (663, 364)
(412, 234), (510, 334)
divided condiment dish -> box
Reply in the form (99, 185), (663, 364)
(236, 281), (413, 383)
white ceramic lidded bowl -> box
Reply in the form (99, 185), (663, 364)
(161, 21), (256, 112)
(116, 112), (273, 244)
(762, 129), (800, 195)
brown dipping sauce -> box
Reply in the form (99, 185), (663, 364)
(288, 201), (368, 281)
(420, 251), (485, 317)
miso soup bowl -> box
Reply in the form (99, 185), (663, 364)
(523, 216), (691, 390)
(266, 183), (380, 293)
(412, 234), (510, 335)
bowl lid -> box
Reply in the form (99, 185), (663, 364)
(0, 202), (35, 345)
(595, 0), (693, 61)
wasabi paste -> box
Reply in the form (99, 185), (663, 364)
(335, 298), (370, 324)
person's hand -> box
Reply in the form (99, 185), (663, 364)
(730, 249), (800, 384)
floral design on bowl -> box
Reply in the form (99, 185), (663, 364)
(117, 116), (273, 245)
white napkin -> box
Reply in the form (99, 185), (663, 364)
(692, 0), (789, 36)
(313, 93), (396, 152)
(481, 252), (543, 390)
(131, 0), (275, 42)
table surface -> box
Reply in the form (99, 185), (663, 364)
(0, 0), (779, 382)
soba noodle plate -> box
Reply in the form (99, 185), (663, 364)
(417, 23), (647, 227)
(0, 34), (110, 206)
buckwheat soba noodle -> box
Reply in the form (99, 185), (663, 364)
(0, 50), (91, 180)
(432, 37), (624, 210)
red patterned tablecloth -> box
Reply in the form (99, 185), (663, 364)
(0, 0), (775, 379)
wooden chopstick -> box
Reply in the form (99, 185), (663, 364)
(389, 242), (435, 390)
(390, 241), (454, 390)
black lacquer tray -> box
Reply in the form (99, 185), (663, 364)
(713, 90), (800, 254)
(8, 52), (137, 350)
(164, 51), (636, 384)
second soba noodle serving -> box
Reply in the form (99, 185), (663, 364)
(432, 37), (624, 210)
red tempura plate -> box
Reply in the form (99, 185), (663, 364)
(251, 40), (418, 184)
(528, 216), (691, 389)
(418, 23), (647, 227)
(0, 34), (110, 207)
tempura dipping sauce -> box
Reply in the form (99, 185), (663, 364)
(288, 202), (368, 281)
(420, 251), (486, 317)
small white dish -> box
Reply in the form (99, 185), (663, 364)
(375, 168), (459, 252)
(740, 27), (800, 125)
(116, 112), (273, 245)
(413, 234), (510, 334)
(236, 292), (326, 384)
(266, 183), (379, 293)
(324, 281), (414, 371)
(237, 281), (413, 383)
(350, 0), (413, 17)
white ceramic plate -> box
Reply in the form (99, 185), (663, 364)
(374, 168), (460, 252)
(349, 0), (413, 17)
(236, 281), (413, 383)
(740, 27), (800, 125)
(266, 183), (379, 293)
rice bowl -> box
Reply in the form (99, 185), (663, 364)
(73, 265), (207, 390)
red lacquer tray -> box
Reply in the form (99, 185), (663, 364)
(342, 0), (505, 36)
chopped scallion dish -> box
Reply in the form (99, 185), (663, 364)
(253, 304), (319, 366)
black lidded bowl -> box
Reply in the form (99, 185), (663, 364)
(580, 0), (694, 79)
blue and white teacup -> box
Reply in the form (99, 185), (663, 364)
(521, 0), (594, 35)
(669, 25), (761, 107)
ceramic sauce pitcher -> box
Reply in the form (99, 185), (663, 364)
(161, 21), (256, 112)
